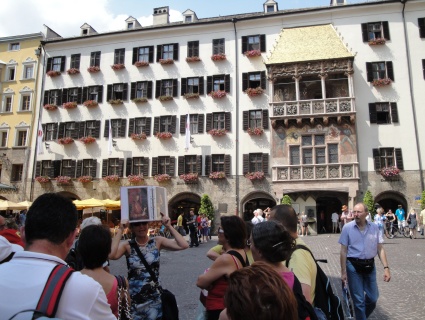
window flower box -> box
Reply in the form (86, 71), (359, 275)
(58, 137), (74, 145)
(78, 176), (93, 183)
(131, 133), (147, 140)
(132, 97), (148, 103)
(109, 99), (123, 105)
(209, 171), (226, 180)
(111, 63), (125, 70)
(247, 127), (264, 136)
(87, 66), (101, 73)
(127, 174), (144, 183)
(381, 166), (400, 179)
(209, 90), (227, 99)
(35, 176), (50, 183)
(180, 173), (199, 183)
(103, 175), (120, 182)
(155, 132), (173, 140)
(67, 68), (80, 75)
(134, 61), (149, 67)
(372, 78), (392, 87)
(186, 56), (201, 63)
(245, 87), (264, 97)
(368, 38), (386, 45)
(47, 70), (61, 77)
(63, 101), (77, 109)
(184, 93), (200, 100)
(159, 58), (174, 65)
(79, 136), (96, 144)
(55, 176), (72, 185)
(245, 171), (265, 181)
(154, 174), (171, 182)
(83, 100), (98, 107)
(244, 50), (262, 57)
(43, 104), (58, 111)
(211, 53), (226, 61)
(158, 95), (173, 102)
(208, 129), (228, 137)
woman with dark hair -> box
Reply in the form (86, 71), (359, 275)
(197, 215), (249, 320)
(219, 261), (298, 320)
(79, 225), (128, 317)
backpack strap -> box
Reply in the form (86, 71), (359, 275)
(227, 250), (249, 267)
(286, 244), (327, 267)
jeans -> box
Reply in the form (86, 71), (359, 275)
(189, 226), (199, 246)
(346, 260), (379, 320)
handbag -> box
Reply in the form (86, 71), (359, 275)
(348, 257), (375, 274)
(115, 275), (132, 320)
(407, 218), (411, 224)
(129, 240), (179, 320)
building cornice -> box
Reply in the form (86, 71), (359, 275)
(0, 32), (43, 43)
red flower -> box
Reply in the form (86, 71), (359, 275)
(209, 91), (227, 99)
(87, 66), (101, 73)
(83, 100), (98, 107)
(244, 50), (261, 57)
(111, 64), (125, 70)
(67, 68), (80, 75)
(134, 61), (149, 67)
(47, 70), (61, 77)
(211, 54), (226, 61)
(208, 129), (227, 137)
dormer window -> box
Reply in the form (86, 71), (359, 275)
(263, 0), (278, 13)
(266, 6), (274, 12)
(127, 22), (134, 30)
(82, 29), (88, 36)
(185, 16), (192, 23)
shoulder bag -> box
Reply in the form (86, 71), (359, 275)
(115, 275), (132, 320)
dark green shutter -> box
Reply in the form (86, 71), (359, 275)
(241, 36), (247, 53)
(243, 154), (249, 174)
(382, 21), (390, 40)
(130, 82), (136, 100)
(129, 119), (135, 136)
(366, 63), (373, 82)
(205, 155), (211, 176)
(102, 159), (108, 177)
(373, 149), (381, 170)
(132, 47), (138, 64)
(126, 158), (133, 176)
(262, 110), (269, 129)
(152, 157), (158, 176)
(260, 34), (266, 52)
(369, 103), (377, 124)
(206, 113), (212, 132)
(180, 115), (186, 134)
(262, 153), (269, 174)
(224, 155), (231, 176)
(145, 118), (152, 136)
(225, 74), (230, 93)
(361, 23), (369, 42)
(242, 73), (248, 91)
(181, 78), (187, 95)
(395, 148), (403, 170)
(199, 77), (204, 95)
(386, 61), (394, 81)
(225, 112), (231, 132)
(178, 156), (184, 175)
(390, 103), (398, 123)
(419, 18), (425, 38)
(243, 111), (249, 131)
(198, 114), (204, 133)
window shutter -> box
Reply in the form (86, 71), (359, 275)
(212, 39), (218, 55)
(78, 122), (85, 138)
(171, 116), (177, 133)
(172, 79), (178, 97)
(126, 158), (133, 176)
(118, 159), (124, 177)
(156, 45), (162, 62)
(390, 103), (399, 123)
(261, 71), (267, 89)
(35, 161), (41, 177)
(225, 112), (231, 132)
(173, 43), (179, 61)
(366, 63), (373, 82)
(242, 73), (248, 91)
(92, 159), (97, 178)
(132, 47), (138, 64)
(180, 115), (186, 134)
(103, 120), (109, 138)
(98, 86), (103, 103)
(206, 113), (212, 132)
(94, 121), (101, 138)
(419, 18), (425, 38)
(243, 154), (249, 174)
(114, 50), (119, 65)
(260, 34), (266, 52)
(70, 160), (77, 178)
(170, 157), (176, 176)
(143, 157), (150, 177)
(382, 21), (390, 40)
(395, 148), (404, 170)
(373, 149), (381, 170)
(58, 123), (65, 139)
(262, 153), (269, 174)
(57, 91), (63, 106)
(122, 83), (128, 101)
(129, 118), (135, 136)
(196, 156), (202, 175)
(386, 61), (394, 81)
(53, 160), (61, 177)
(155, 80), (161, 98)
(82, 87), (88, 102)
(198, 114), (205, 133)
(53, 123), (59, 140)
(181, 78), (187, 95)
(71, 123), (79, 139)
(43, 91), (49, 105)
(119, 119), (126, 137)
(224, 155), (231, 176)
(60, 57), (66, 72)
(147, 81), (153, 99)
(153, 117), (160, 134)
(369, 103), (377, 124)
(225, 74), (230, 93)
(107, 85), (112, 101)
(205, 155), (211, 176)
(361, 23), (369, 42)
(262, 109), (269, 129)
(241, 36), (247, 53)
(76, 160), (82, 177)
(243, 111), (249, 131)
(62, 88), (68, 103)
(102, 159), (108, 177)
(130, 82), (136, 100)
(199, 77), (204, 95)
(178, 156), (184, 175)
(207, 76), (212, 93)
(77, 87), (83, 104)
(145, 118), (152, 136)
(148, 46), (154, 63)
(422, 60), (425, 79)
(46, 58), (53, 72)
(41, 124), (46, 141)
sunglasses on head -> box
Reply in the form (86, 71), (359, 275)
(131, 221), (149, 227)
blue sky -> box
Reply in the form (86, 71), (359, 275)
(0, 0), (367, 38)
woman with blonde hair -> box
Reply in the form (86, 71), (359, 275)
(407, 208), (419, 239)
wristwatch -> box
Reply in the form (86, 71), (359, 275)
(384, 266), (389, 269)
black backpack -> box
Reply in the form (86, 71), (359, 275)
(64, 240), (84, 271)
(292, 275), (318, 320)
(287, 244), (344, 320)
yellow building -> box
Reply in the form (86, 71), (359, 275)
(0, 33), (42, 201)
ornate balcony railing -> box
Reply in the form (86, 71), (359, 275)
(271, 98), (355, 118)
(273, 163), (359, 182)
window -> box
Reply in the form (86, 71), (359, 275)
(206, 112), (231, 132)
(21, 95), (31, 111)
(328, 144), (338, 164)
(243, 109), (269, 131)
(181, 77), (204, 96)
(212, 38), (225, 54)
(185, 155), (197, 173)
(361, 22), (390, 42)
(9, 43), (20, 51)
(369, 102), (398, 124)
(180, 114), (204, 135)
(83, 85), (103, 103)
(4, 96), (13, 112)
(43, 123), (58, 141)
(266, 5), (275, 12)
(70, 54), (81, 69)
(242, 71), (266, 91)
(151, 156), (175, 176)
(153, 115), (176, 134)
(114, 48), (125, 64)
(57, 122), (78, 139)
(207, 74), (230, 93)
(178, 155), (202, 175)
(205, 154), (231, 176)
(107, 158), (122, 176)
(129, 157), (149, 176)
(290, 135), (338, 165)
(241, 35), (266, 53)
(90, 51), (101, 67)
(373, 148), (404, 170)
(212, 154), (225, 172)
(156, 43), (179, 61)
(41, 160), (53, 176)
(155, 79), (178, 98)
(243, 153), (268, 173)
(103, 119), (126, 138)
(11, 164), (23, 181)
(290, 146), (300, 165)
(366, 61), (394, 82)
(16, 130), (27, 147)
(81, 159), (97, 177)
(0, 131), (8, 147)
(129, 117), (151, 136)
(132, 46), (154, 64)
(107, 83), (128, 101)
(187, 41), (199, 57)
(64, 87), (81, 103)
(419, 18), (425, 38)
(6, 66), (16, 81)
(127, 22), (134, 29)
(47, 56), (65, 72)
(23, 65), (34, 79)
(61, 159), (76, 177)
(185, 16), (192, 23)
(84, 120), (101, 138)
(44, 90), (61, 106)
(130, 81), (153, 99)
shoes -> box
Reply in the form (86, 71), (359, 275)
(410, 235), (412, 239)
(195, 244), (199, 247)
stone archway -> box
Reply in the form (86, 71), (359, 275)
(375, 190), (407, 213)
(169, 192), (201, 221)
(241, 191), (276, 221)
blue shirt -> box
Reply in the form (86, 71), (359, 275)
(338, 220), (382, 259)
(395, 208), (405, 221)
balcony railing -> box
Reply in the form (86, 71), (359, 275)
(271, 97), (355, 118)
(273, 163), (359, 182)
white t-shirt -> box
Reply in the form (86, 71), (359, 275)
(0, 251), (116, 320)
(251, 215), (264, 225)
(331, 212), (339, 223)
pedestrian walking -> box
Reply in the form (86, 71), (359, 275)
(407, 208), (419, 239)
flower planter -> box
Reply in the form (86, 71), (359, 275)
(127, 175), (144, 183)
(109, 99), (123, 105)
(55, 176), (72, 185)
(158, 95), (173, 102)
(211, 54), (226, 61)
(154, 174), (171, 182)
(208, 129), (228, 137)
(83, 100), (98, 107)
(372, 78), (392, 87)
(159, 58), (174, 65)
(184, 93), (200, 100)
(209, 171), (226, 180)
(380, 166), (400, 179)
(132, 97), (148, 103)
(78, 176), (93, 183)
(247, 127), (264, 136)
(209, 90), (227, 99)
(43, 104), (58, 111)
(35, 176), (50, 183)
(180, 173), (199, 183)
(87, 66), (101, 73)
(245, 171), (265, 181)
(244, 50), (262, 57)
(63, 102), (77, 109)
(111, 64), (125, 70)
(245, 87), (264, 97)
(155, 132), (173, 140)
(79, 136), (96, 144)
(131, 133), (147, 140)
(58, 137), (74, 145)
(67, 68), (80, 75)
(47, 70), (61, 77)
(103, 175), (120, 182)
(368, 38), (386, 45)
(186, 56), (201, 63)
(134, 61), (149, 67)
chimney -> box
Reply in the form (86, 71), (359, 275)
(153, 6), (169, 25)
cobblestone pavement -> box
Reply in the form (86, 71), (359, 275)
(110, 233), (425, 320)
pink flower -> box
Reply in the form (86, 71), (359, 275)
(78, 176), (93, 183)
(209, 171), (226, 180)
(134, 61), (149, 67)
(184, 93), (200, 100)
(179, 173), (198, 182)
(103, 175), (120, 182)
(380, 166), (400, 178)
(111, 64), (125, 70)
(155, 132), (173, 140)
(83, 100), (98, 107)
(208, 129), (228, 137)
(245, 87), (264, 97)
(186, 56), (201, 63)
(158, 95), (173, 102)
(154, 174), (171, 182)
(368, 38), (386, 45)
(63, 102), (77, 109)
(159, 59), (174, 65)
(209, 90), (227, 99)
(87, 66), (101, 73)
(244, 50), (262, 57)
(127, 174), (144, 183)
(131, 133), (147, 140)
(58, 137), (74, 145)
(66, 68), (80, 75)
(245, 171), (265, 180)
(211, 54), (226, 61)
(79, 136), (96, 144)
(55, 176), (72, 184)
(35, 176), (50, 183)
(43, 104), (58, 111)
(372, 78), (392, 87)
(47, 70), (61, 77)
(247, 127), (264, 136)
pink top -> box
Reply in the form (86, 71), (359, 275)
(106, 277), (118, 317)
(279, 271), (295, 289)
